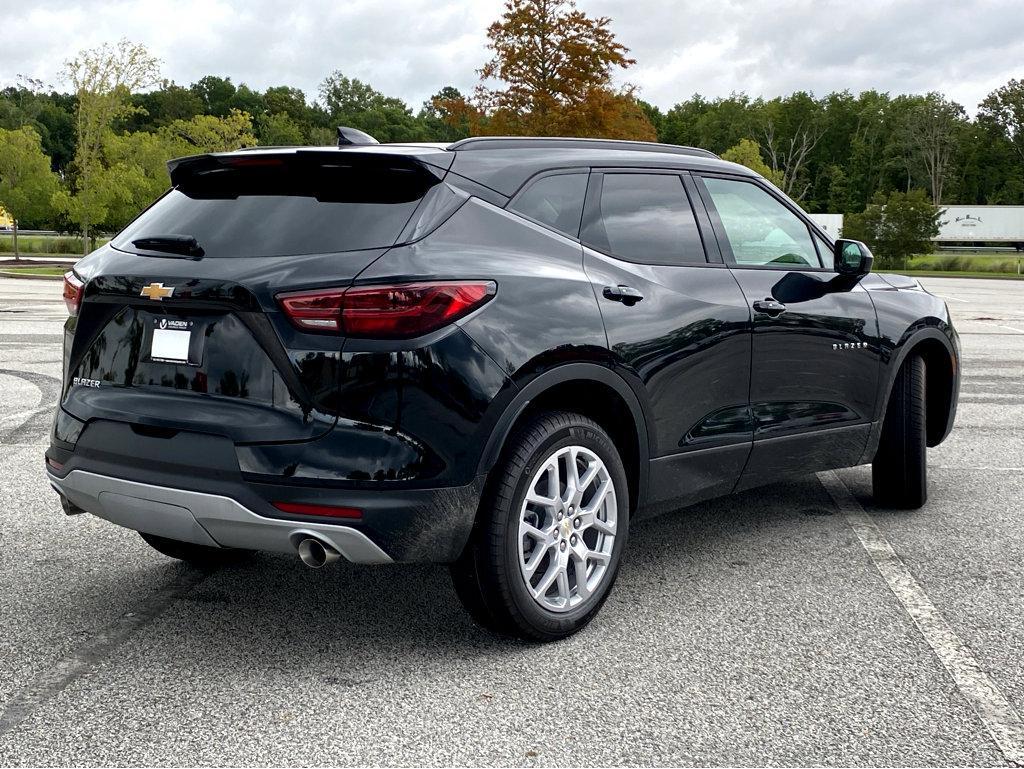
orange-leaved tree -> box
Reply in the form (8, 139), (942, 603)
(440, 0), (655, 140)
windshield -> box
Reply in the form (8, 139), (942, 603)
(113, 157), (437, 258)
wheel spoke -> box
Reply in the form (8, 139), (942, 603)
(572, 551), (591, 599)
(577, 460), (600, 494)
(520, 520), (548, 542)
(524, 542), (551, 579)
(555, 568), (570, 603)
(526, 490), (558, 509)
(533, 560), (560, 598)
(543, 459), (561, 500)
(582, 478), (612, 514)
(564, 448), (582, 500)
(588, 550), (611, 565)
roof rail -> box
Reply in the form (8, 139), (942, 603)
(446, 136), (718, 159)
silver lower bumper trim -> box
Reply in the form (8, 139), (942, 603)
(47, 470), (393, 564)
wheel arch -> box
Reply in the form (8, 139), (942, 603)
(478, 363), (651, 513)
(881, 327), (959, 448)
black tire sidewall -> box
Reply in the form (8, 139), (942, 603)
(873, 353), (927, 508)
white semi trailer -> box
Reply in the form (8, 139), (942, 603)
(809, 206), (1024, 249)
(935, 206), (1024, 245)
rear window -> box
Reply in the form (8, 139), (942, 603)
(113, 156), (438, 258)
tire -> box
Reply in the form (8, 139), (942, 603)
(450, 411), (630, 641)
(872, 353), (927, 509)
(139, 532), (249, 566)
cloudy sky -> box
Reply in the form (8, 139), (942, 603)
(2, 0), (1022, 113)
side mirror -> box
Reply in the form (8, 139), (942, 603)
(833, 239), (873, 278)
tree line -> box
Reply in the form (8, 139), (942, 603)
(1, 0), (1023, 260)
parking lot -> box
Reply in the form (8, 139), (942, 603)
(0, 274), (1021, 766)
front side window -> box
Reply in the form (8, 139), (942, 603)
(581, 173), (706, 265)
(509, 173), (588, 238)
(813, 231), (835, 270)
(702, 177), (820, 268)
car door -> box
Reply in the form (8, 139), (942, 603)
(693, 173), (881, 490)
(578, 169), (753, 515)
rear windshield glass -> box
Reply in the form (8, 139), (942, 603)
(113, 157), (437, 258)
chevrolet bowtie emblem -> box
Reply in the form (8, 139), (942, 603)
(140, 282), (174, 301)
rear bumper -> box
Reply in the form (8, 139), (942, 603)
(46, 435), (485, 565)
(46, 415), (486, 562)
(48, 469), (393, 563)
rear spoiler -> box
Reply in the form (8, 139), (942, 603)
(166, 149), (454, 188)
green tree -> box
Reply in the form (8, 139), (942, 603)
(721, 138), (784, 186)
(229, 84), (265, 119)
(979, 79), (1024, 167)
(190, 75), (237, 117)
(0, 83), (78, 172)
(843, 189), (940, 270)
(420, 87), (473, 142)
(760, 91), (824, 201)
(824, 164), (854, 213)
(903, 94), (966, 205)
(661, 94), (764, 155)
(162, 109), (256, 152)
(0, 126), (60, 259)
(125, 80), (203, 131)
(263, 86), (309, 124)
(57, 39), (161, 254)
(318, 73), (425, 142)
(257, 111), (305, 145)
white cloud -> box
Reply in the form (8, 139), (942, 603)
(1, 0), (1021, 112)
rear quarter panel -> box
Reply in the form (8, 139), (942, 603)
(353, 197), (611, 483)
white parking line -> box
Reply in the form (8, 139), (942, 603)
(818, 471), (1024, 767)
(996, 324), (1024, 334)
(932, 466), (1024, 471)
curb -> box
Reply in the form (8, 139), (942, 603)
(0, 271), (65, 281)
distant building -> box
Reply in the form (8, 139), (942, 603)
(0, 206), (13, 230)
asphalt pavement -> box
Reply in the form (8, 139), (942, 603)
(0, 275), (1021, 766)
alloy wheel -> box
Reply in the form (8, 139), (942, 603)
(517, 445), (618, 612)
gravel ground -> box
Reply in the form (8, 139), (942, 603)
(0, 275), (1021, 766)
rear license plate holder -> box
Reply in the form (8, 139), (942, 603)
(149, 318), (202, 365)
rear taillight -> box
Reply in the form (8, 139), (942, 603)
(63, 271), (84, 316)
(276, 287), (347, 332)
(277, 281), (496, 338)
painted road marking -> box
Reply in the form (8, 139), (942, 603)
(819, 471), (1024, 767)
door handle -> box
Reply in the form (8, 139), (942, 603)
(603, 285), (644, 306)
(752, 297), (787, 316)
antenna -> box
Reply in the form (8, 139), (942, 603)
(337, 126), (380, 146)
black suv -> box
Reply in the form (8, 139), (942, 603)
(48, 134), (960, 640)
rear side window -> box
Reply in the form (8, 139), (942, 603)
(113, 157), (437, 258)
(581, 173), (706, 265)
(509, 173), (587, 238)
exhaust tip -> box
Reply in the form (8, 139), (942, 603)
(297, 537), (340, 569)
